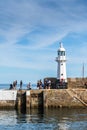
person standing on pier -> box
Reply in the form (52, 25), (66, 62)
(13, 80), (17, 89)
(27, 82), (31, 90)
(20, 80), (23, 90)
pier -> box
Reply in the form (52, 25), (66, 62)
(0, 88), (87, 110)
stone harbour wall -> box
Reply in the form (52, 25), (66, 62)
(67, 78), (87, 88)
(26, 90), (43, 109)
(26, 89), (87, 109)
(0, 89), (87, 109)
(43, 89), (87, 108)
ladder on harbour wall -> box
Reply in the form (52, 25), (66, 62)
(66, 89), (87, 107)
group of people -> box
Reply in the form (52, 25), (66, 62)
(9, 80), (31, 90)
(37, 79), (54, 89)
(9, 79), (55, 90)
(9, 80), (17, 90)
(37, 80), (43, 89)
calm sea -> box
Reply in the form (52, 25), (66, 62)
(0, 108), (86, 130)
(0, 84), (37, 90)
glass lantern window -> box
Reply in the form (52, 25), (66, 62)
(58, 51), (65, 56)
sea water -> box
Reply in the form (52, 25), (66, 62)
(0, 108), (86, 130)
(0, 84), (37, 90)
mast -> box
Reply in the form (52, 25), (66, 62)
(82, 63), (84, 79)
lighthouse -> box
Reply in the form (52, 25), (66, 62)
(56, 42), (67, 88)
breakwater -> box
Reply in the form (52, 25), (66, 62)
(0, 89), (87, 110)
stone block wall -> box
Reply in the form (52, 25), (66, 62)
(67, 78), (87, 88)
(43, 89), (87, 108)
(26, 89), (43, 109)
(26, 89), (87, 109)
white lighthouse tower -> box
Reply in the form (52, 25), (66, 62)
(56, 42), (67, 84)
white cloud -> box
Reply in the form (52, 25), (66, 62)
(0, 0), (87, 83)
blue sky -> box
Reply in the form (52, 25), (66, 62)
(0, 0), (87, 84)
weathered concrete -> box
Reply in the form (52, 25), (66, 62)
(0, 89), (87, 109)
(0, 90), (17, 109)
(26, 90), (31, 108)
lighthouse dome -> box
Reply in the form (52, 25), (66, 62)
(58, 42), (65, 51)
